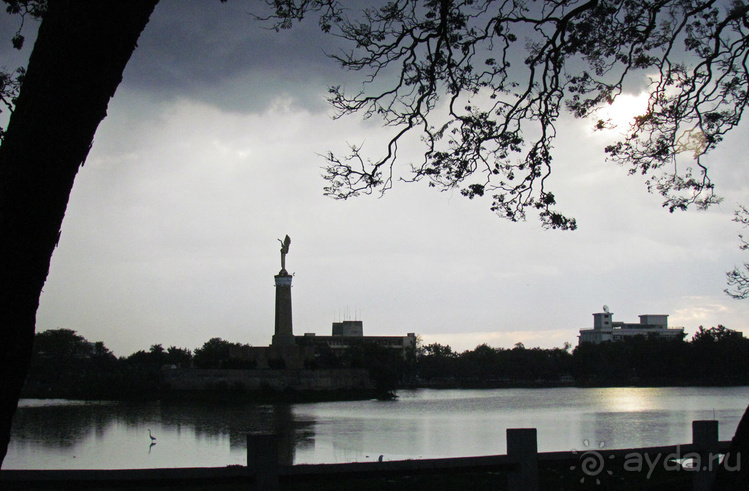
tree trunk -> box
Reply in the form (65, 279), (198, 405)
(0, 0), (158, 467)
(712, 402), (749, 490)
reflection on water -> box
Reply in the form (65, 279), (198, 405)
(8, 399), (314, 469)
(9, 400), (117, 450)
(5, 386), (748, 469)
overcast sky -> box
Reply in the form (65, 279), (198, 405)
(8, 1), (749, 356)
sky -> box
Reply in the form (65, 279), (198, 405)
(6, 1), (749, 357)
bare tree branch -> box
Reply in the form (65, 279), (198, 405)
(263, 0), (749, 230)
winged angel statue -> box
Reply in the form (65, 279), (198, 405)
(278, 235), (291, 272)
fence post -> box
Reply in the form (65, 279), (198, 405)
(247, 433), (279, 491)
(692, 420), (719, 491)
(507, 428), (538, 491)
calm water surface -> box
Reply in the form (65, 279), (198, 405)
(5, 386), (748, 469)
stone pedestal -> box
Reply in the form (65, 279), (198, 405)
(272, 271), (295, 347)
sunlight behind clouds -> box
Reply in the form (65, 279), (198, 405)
(586, 92), (650, 136)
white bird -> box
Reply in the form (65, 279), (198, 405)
(148, 429), (157, 442)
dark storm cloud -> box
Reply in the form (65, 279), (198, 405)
(124, 0), (350, 114)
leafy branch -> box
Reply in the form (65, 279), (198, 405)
(0, 0), (45, 139)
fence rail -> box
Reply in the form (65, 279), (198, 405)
(0, 420), (734, 490)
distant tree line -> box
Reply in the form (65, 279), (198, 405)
(21, 325), (749, 400)
(22, 330), (408, 399)
(413, 342), (573, 387)
(22, 330), (251, 399)
(415, 326), (749, 388)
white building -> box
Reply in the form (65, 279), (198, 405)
(578, 309), (685, 346)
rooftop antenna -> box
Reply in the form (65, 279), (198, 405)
(603, 305), (610, 313)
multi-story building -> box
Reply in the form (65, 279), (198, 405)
(301, 320), (417, 357)
(578, 308), (685, 346)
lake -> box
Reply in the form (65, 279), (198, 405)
(4, 386), (748, 470)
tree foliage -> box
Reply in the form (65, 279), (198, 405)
(726, 205), (749, 298)
(691, 323), (745, 342)
(264, 0), (749, 229)
(193, 337), (251, 369)
(32, 328), (93, 359)
(25, 328), (119, 398)
(0, 0), (45, 139)
(573, 326), (749, 385)
(416, 341), (575, 385)
(22, 330), (258, 398)
(22, 326), (749, 398)
(412, 326), (749, 387)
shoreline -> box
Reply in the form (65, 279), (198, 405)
(19, 381), (749, 404)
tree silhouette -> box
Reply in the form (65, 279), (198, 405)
(24, 328), (119, 399)
(0, 0), (159, 466)
(726, 205), (749, 299)
(266, 0), (748, 229)
(193, 337), (242, 369)
(3, 0), (749, 468)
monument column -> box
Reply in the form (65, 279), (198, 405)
(272, 235), (296, 347)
